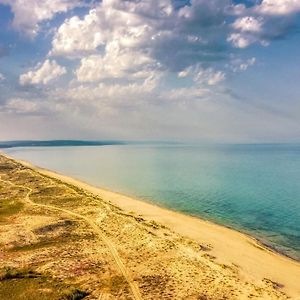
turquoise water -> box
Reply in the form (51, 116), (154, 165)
(4, 144), (300, 260)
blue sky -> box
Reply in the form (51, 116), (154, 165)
(0, 0), (299, 142)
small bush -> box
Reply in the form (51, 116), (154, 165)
(61, 288), (89, 300)
(0, 268), (39, 280)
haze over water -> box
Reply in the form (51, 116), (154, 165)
(5, 144), (300, 260)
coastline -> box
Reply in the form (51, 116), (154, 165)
(2, 152), (300, 298)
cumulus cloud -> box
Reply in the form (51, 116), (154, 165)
(0, 0), (83, 37)
(228, 15), (267, 48)
(46, 0), (300, 122)
(227, 32), (264, 48)
(20, 59), (66, 85)
(48, 0), (300, 93)
(50, 9), (105, 58)
(50, 0), (237, 76)
(50, 1), (172, 58)
(75, 45), (158, 82)
(0, 73), (5, 81)
(232, 16), (263, 33)
(255, 0), (300, 16)
(228, 0), (300, 48)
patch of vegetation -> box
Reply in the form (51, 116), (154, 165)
(199, 244), (212, 251)
(146, 220), (160, 229)
(263, 278), (285, 290)
(95, 275), (129, 295)
(34, 220), (75, 234)
(202, 253), (216, 260)
(13, 172), (37, 183)
(0, 198), (24, 221)
(0, 268), (89, 300)
(140, 275), (169, 295)
(32, 193), (83, 207)
(8, 228), (79, 253)
(33, 186), (68, 197)
(8, 240), (61, 252)
(61, 288), (89, 300)
(108, 275), (128, 295)
(0, 268), (40, 280)
(0, 163), (14, 171)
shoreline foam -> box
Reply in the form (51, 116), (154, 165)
(2, 152), (300, 298)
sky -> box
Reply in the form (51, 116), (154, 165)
(0, 0), (299, 142)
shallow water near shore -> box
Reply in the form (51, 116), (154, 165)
(4, 143), (300, 260)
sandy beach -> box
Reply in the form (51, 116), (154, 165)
(1, 152), (300, 299)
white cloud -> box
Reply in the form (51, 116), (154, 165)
(178, 70), (189, 78)
(228, 17), (265, 48)
(50, 0), (283, 96)
(50, 0), (240, 69)
(227, 31), (269, 48)
(230, 57), (256, 72)
(50, 9), (105, 57)
(227, 33), (256, 48)
(4, 98), (39, 114)
(228, 0), (300, 48)
(0, 0), (83, 37)
(75, 43), (157, 82)
(229, 4), (247, 16)
(232, 17), (263, 33)
(0, 73), (5, 81)
(255, 0), (300, 16)
(162, 86), (210, 101)
(195, 68), (226, 86)
(61, 78), (160, 105)
(239, 57), (256, 71)
(20, 59), (66, 85)
(50, 2), (161, 58)
(179, 65), (225, 86)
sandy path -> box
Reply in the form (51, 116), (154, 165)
(0, 176), (143, 300)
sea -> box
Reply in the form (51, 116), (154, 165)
(4, 143), (300, 260)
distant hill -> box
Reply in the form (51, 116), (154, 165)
(0, 140), (126, 149)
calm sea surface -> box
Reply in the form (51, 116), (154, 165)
(4, 144), (300, 260)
